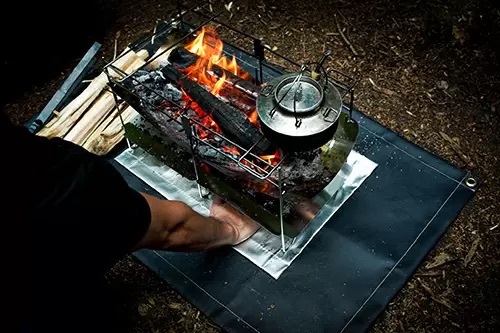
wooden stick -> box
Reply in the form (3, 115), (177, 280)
(63, 55), (147, 145)
(85, 105), (138, 155)
(334, 14), (359, 56)
(37, 87), (102, 138)
(81, 102), (124, 150)
(63, 91), (115, 145)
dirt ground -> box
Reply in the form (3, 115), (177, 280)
(3, 0), (499, 332)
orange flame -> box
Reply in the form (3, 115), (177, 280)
(222, 146), (240, 156)
(184, 26), (249, 93)
(260, 149), (282, 168)
(210, 71), (226, 96)
(247, 109), (259, 126)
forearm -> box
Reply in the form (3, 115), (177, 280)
(135, 192), (237, 251)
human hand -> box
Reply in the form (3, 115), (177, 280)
(209, 196), (260, 245)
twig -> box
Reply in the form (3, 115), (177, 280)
(463, 236), (480, 267)
(415, 271), (442, 277)
(419, 280), (457, 311)
(438, 131), (475, 168)
(426, 92), (447, 105)
(368, 78), (397, 96)
(113, 31), (121, 60)
(334, 14), (359, 56)
(425, 252), (455, 270)
(398, 320), (405, 333)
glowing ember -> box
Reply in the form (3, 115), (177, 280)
(260, 150), (281, 168)
(222, 146), (240, 156)
(181, 89), (221, 140)
(247, 109), (259, 126)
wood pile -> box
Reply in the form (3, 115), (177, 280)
(36, 48), (148, 155)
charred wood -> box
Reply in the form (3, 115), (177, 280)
(217, 86), (256, 114)
(161, 65), (274, 155)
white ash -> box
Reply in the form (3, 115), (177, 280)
(197, 145), (226, 160)
(131, 70), (183, 106)
(164, 83), (183, 101)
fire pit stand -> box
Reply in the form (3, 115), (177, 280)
(104, 1), (377, 275)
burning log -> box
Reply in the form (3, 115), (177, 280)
(217, 88), (256, 114)
(168, 47), (260, 98)
(150, 46), (258, 114)
(161, 65), (274, 155)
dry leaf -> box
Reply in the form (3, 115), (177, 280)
(464, 237), (480, 267)
(425, 252), (454, 270)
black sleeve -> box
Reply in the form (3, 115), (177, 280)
(2, 111), (151, 274)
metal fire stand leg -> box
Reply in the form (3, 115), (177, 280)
(180, 116), (210, 199)
(253, 38), (265, 85)
(278, 167), (286, 252)
(109, 87), (133, 150)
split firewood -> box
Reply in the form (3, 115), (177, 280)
(62, 54), (147, 146)
(84, 105), (139, 155)
(81, 102), (126, 151)
(63, 90), (116, 145)
(37, 48), (148, 139)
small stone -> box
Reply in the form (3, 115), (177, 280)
(436, 80), (449, 90)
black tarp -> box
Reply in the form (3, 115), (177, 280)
(113, 106), (477, 333)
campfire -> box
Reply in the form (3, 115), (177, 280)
(118, 23), (352, 211)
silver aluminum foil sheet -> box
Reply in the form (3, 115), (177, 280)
(115, 147), (377, 279)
